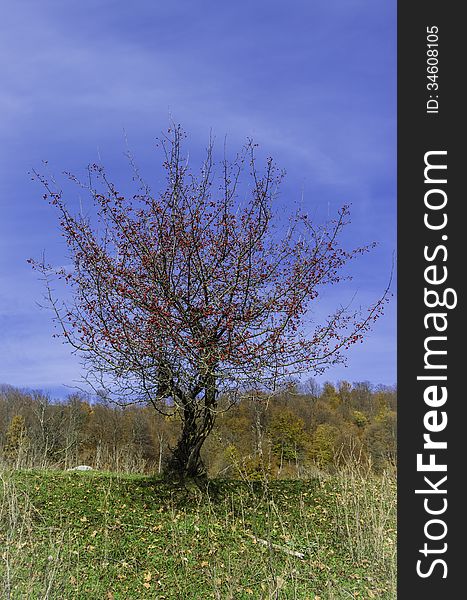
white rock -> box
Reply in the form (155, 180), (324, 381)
(67, 465), (93, 471)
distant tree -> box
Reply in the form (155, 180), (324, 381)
(309, 423), (340, 468)
(4, 415), (29, 466)
(351, 410), (368, 428)
(350, 382), (376, 416)
(321, 382), (341, 410)
(30, 125), (388, 480)
(28, 392), (55, 467)
(303, 377), (321, 399)
(64, 395), (93, 468)
(268, 409), (307, 471)
(364, 410), (397, 471)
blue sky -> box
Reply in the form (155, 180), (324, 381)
(0, 0), (396, 398)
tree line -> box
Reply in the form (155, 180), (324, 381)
(0, 380), (396, 477)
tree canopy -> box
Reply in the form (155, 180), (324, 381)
(30, 126), (388, 479)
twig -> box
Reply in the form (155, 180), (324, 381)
(245, 532), (305, 559)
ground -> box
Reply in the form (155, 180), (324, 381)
(0, 469), (396, 599)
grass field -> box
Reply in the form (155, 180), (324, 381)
(0, 467), (396, 599)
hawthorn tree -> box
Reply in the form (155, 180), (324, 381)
(30, 126), (388, 480)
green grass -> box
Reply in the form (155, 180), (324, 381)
(0, 468), (396, 599)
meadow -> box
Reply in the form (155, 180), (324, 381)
(0, 465), (396, 599)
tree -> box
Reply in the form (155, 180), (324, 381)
(309, 423), (340, 468)
(364, 409), (397, 471)
(30, 125), (388, 480)
(4, 415), (29, 467)
(268, 409), (307, 472)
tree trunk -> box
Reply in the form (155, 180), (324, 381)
(166, 426), (206, 479)
(157, 433), (164, 475)
(166, 381), (216, 480)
